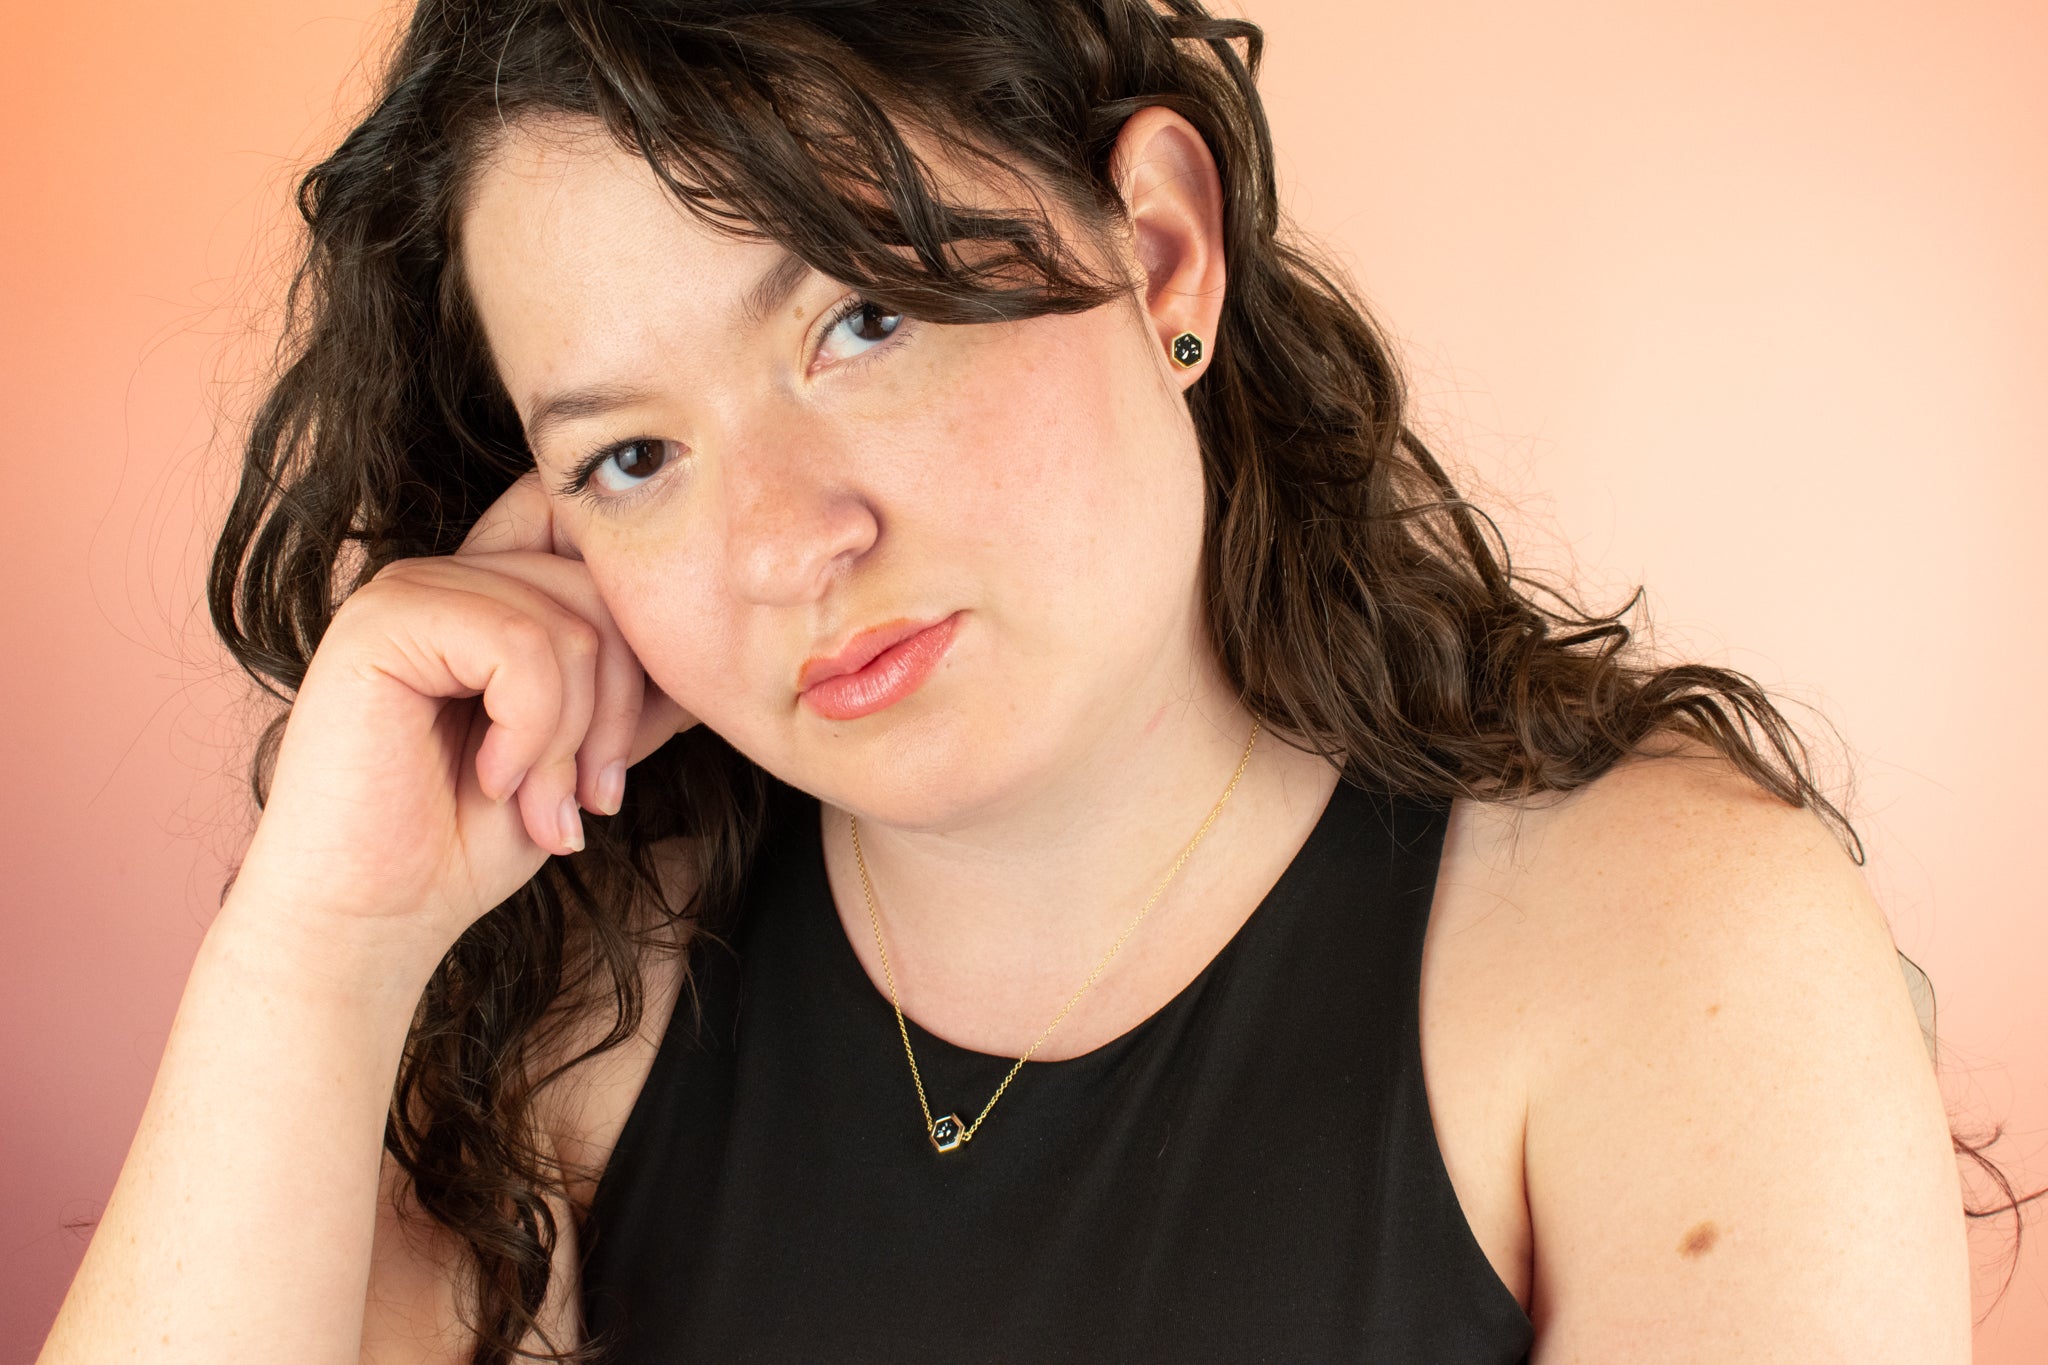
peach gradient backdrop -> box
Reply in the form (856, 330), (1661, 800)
(3, 1), (2041, 1358)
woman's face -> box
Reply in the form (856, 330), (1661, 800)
(459, 117), (1220, 828)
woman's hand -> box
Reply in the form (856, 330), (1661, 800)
(230, 472), (696, 948)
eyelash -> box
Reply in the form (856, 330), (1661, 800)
(552, 293), (911, 508)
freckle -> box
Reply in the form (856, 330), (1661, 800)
(1705, 1003), (1720, 1017)
(1678, 1220), (1720, 1257)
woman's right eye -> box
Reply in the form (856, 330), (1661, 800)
(569, 437), (681, 501)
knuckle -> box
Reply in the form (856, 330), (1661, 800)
(348, 558), (448, 618)
(556, 618), (602, 663)
(497, 612), (555, 659)
(366, 553), (431, 585)
(327, 581), (398, 633)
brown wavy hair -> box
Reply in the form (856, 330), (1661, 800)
(207, 0), (2036, 1358)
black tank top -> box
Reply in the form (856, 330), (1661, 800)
(578, 776), (1535, 1363)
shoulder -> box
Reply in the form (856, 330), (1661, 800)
(1435, 735), (1898, 1015)
(1446, 734), (1893, 995)
(1440, 736), (1969, 1359)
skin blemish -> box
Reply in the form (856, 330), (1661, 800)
(1706, 1003), (1721, 1017)
(1678, 1220), (1721, 1258)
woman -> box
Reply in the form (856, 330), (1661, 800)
(37, 0), (1974, 1361)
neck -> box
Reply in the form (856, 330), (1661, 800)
(818, 675), (1343, 1060)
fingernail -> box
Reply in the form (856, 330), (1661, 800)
(496, 765), (530, 805)
(558, 797), (585, 853)
(597, 762), (626, 816)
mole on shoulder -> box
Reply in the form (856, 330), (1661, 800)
(1678, 1220), (1721, 1257)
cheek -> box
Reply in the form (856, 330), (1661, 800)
(922, 320), (1203, 599)
(584, 544), (747, 718)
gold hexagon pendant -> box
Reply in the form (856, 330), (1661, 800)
(929, 1114), (965, 1152)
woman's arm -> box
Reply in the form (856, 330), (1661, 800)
(36, 896), (447, 1365)
(1516, 748), (1969, 1361)
(36, 474), (686, 1364)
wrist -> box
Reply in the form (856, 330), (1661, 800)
(208, 879), (450, 1010)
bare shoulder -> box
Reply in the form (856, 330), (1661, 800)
(1435, 736), (1968, 1361)
(1435, 737), (1900, 1029)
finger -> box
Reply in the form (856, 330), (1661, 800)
(398, 553), (634, 823)
(374, 575), (594, 856)
(574, 627), (649, 818)
(465, 613), (569, 816)
(371, 554), (612, 848)
(393, 553), (684, 809)
(579, 684), (698, 820)
(459, 471), (559, 557)
(508, 609), (602, 857)
(349, 581), (567, 808)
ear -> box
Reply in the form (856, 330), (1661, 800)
(1109, 107), (1228, 389)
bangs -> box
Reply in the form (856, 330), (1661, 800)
(454, 0), (1135, 325)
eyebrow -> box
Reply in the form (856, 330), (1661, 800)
(740, 246), (813, 328)
(523, 381), (663, 454)
(522, 247), (815, 452)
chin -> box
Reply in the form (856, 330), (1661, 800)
(826, 725), (1014, 832)
(745, 700), (1040, 832)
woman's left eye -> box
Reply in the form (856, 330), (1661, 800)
(816, 297), (904, 368)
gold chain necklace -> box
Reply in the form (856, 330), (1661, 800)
(849, 720), (1260, 1153)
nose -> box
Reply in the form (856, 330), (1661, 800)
(717, 432), (881, 606)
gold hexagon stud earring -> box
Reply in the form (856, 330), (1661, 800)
(1169, 330), (1204, 369)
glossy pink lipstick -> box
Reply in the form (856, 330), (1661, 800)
(799, 612), (961, 721)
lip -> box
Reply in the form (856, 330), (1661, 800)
(798, 612), (961, 721)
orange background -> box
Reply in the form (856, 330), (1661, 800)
(3, 1), (2041, 1358)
